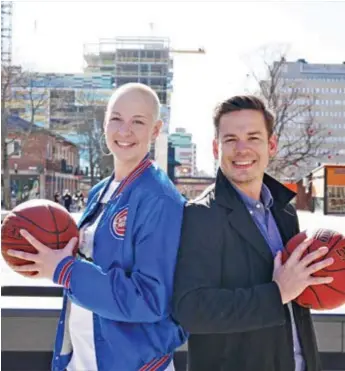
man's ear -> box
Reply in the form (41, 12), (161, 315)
(213, 138), (219, 160)
(268, 134), (278, 157)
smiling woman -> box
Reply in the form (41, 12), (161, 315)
(6, 83), (187, 371)
(104, 83), (163, 181)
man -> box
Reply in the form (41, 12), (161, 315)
(172, 95), (334, 371)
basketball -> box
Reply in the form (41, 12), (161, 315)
(1, 199), (79, 277)
(282, 229), (345, 310)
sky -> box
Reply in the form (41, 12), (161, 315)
(11, 0), (345, 175)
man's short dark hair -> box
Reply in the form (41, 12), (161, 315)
(213, 95), (275, 138)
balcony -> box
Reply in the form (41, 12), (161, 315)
(45, 160), (78, 175)
(45, 159), (61, 172)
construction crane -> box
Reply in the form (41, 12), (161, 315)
(148, 23), (206, 55)
(170, 47), (206, 55)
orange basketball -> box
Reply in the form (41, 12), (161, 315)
(282, 229), (345, 310)
(1, 199), (79, 277)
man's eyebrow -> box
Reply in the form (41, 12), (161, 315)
(247, 131), (263, 136)
(223, 133), (237, 138)
(222, 131), (263, 138)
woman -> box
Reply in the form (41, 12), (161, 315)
(7, 83), (187, 371)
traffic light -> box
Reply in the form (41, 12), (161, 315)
(167, 142), (181, 182)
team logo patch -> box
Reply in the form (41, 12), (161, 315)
(112, 206), (128, 239)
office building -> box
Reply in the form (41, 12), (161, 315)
(277, 60), (345, 176)
(169, 128), (197, 176)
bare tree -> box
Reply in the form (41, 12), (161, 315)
(245, 46), (324, 180)
(1, 67), (50, 209)
(74, 90), (106, 186)
(1, 65), (20, 209)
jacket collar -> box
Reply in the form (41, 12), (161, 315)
(215, 168), (296, 210)
(97, 153), (152, 203)
(214, 168), (296, 264)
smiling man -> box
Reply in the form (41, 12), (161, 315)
(172, 95), (333, 371)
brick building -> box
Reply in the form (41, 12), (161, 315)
(175, 176), (215, 200)
(3, 115), (81, 205)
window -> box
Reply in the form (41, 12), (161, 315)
(46, 142), (52, 159)
(7, 139), (22, 157)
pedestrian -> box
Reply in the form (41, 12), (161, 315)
(62, 189), (72, 212)
(7, 83), (187, 371)
(172, 95), (334, 371)
(74, 190), (84, 211)
(54, 191), (60, 204)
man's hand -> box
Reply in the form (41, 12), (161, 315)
(6, 229), (78, 281)
(273, 238), (334, 304)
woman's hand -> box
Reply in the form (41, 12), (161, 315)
(7, 229), (78, 280)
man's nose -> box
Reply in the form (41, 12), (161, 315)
(235, 140), (249, 152)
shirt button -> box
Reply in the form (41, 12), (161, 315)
(249, 210), (254, 215)
(256, 204), (261, 209)
(55, 356), (59, 360)
(59, 320), (64, 324)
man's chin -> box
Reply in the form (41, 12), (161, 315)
(229, 174), (259, 184)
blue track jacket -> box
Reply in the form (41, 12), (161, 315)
(51, 155), (188, 371)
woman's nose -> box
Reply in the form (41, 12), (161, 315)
(117, 121), (131, 135)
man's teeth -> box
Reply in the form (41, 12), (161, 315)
(234, 161), (253, 165)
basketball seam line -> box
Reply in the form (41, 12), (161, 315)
(308, 285), (324, 308)
(48, 205), (60, 250)
(12, 211), (71, 234)
(323, 234), (343, 259)
(2, 240), (73, 247)
(324, 283), (345, 296)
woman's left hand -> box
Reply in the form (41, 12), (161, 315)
(6, 229), (78, 280)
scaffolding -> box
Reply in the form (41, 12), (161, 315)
(1, 1), (13, 65)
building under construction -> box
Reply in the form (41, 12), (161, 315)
(83, 36), (173, 106)
(83, 36), (175, 171)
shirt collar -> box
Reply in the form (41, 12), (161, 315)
(233, 182), (274, 210)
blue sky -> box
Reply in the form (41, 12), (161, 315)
(12, 0), (345, 174)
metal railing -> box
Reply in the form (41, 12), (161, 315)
(1, 283), (345, 371)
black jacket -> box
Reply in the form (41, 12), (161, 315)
(173, 170), (321, 371)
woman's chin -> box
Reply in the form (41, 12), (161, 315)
(113, 147), (144, 163)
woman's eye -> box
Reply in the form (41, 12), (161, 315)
(133, 120), (144, 125)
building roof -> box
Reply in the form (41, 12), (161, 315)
(7, 115), (76, 147)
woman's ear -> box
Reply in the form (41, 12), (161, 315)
(152, 119), (163, 140)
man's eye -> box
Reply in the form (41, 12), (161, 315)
(249, 137), (260, 141)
